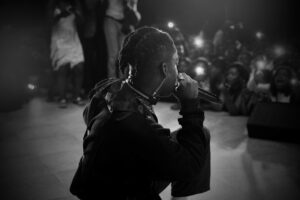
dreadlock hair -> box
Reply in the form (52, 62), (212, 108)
(118, 26), (176, 77)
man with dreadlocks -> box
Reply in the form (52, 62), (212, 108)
(70, 27), (210, 200)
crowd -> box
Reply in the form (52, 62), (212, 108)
(32, 0), (300, 112)
(163, 20), (300, 116)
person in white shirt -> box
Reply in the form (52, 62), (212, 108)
(50, 0), (85, 107)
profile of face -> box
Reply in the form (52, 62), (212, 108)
(226, 67), (240, 85)
(159, 49), (179, 97)
(274, 69), (290, 90)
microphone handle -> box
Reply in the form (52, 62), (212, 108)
(198, 87), (222, 104)
(174, 81), (222, 104)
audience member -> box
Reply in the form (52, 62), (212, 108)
(219, 63), (249, 115)
(104, 0), (141, 78)
(50, 0), (85, 108)
(269, 64), (300, 104)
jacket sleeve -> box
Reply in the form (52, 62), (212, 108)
(117, 99), (209, 182)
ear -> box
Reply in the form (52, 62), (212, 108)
(160, 62), (168, 78)
(128, 64), (137, 77)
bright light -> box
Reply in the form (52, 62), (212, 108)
(274, 46), (286, 57)
(195, 65), (205, 76)
(167, 21), (175, 29)
(256, 31), (264, 40)
(193, 37), (204, 48)
(27, 83), (36, 90)
(291, 78), (298, 86)
(256, 60), (266, 71)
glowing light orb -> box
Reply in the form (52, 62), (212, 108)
(291, 78), (298, 86)
(194, 37), (204, 48)
(256, 31), (264, 39)
(256, 60), (267, 70)
(167, 22), (175, 29)
(274, 46), (286, 57)
(27, 83), (36, 90)
(195, 65), (205, 76)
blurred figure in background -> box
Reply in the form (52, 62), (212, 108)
(269, 64), (300, 104)
(219, 63), (249, 115)
(202, 40), (215, 61)
(247, 55), (273, 93)
(242, 68), (272, 115)
(237, 50), (252, 71)
(79, 0), (107, 94)
(104, 0), (141, 78)
(166, 25), (192, 110)
(167, 26), (191, 72)
(50, 0), (85, 108)
(209, 57), (227, 98)
(223, 43), (241, 64)
(213, 20), (236, 57)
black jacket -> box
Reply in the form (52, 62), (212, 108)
(70, 79), (210, 200)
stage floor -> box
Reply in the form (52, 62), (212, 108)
(0, 98), (299, 200)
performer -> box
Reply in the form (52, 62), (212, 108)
(70, 27), (210, 200)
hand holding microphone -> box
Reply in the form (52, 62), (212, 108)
(174, 73), (199, 100)
(175, 73), (222, 104)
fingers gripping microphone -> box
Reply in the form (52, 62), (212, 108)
(197, 87), (222, 104)
(175, 74), (222, 104)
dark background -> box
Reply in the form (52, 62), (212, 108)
(140, 0), (299, 44)
(1, 0), (299, 42)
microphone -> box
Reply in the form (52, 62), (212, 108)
(175, 73), (222, 104)
(197, 87), (222, 104)
(175, 83), (222, 104)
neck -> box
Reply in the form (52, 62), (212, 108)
(132, 75), (163, 96)
(125, 78), (160, 105)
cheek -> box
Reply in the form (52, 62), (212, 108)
(174, 66), (179, 78)
(171, 66), (178, 84)
(167, 63), (177, 76)
(163, 66), (178, 91)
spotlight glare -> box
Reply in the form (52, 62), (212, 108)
(291, 78), (297, 86)
(167, 21), (175, 29)
(193, 37), (204, 48)
(256, 60), (266, 71)
(274, 46), (286, 57)
(28, 83), (36, 90)
(195, 65), (205, 76)
(256, 31), (264, 40)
